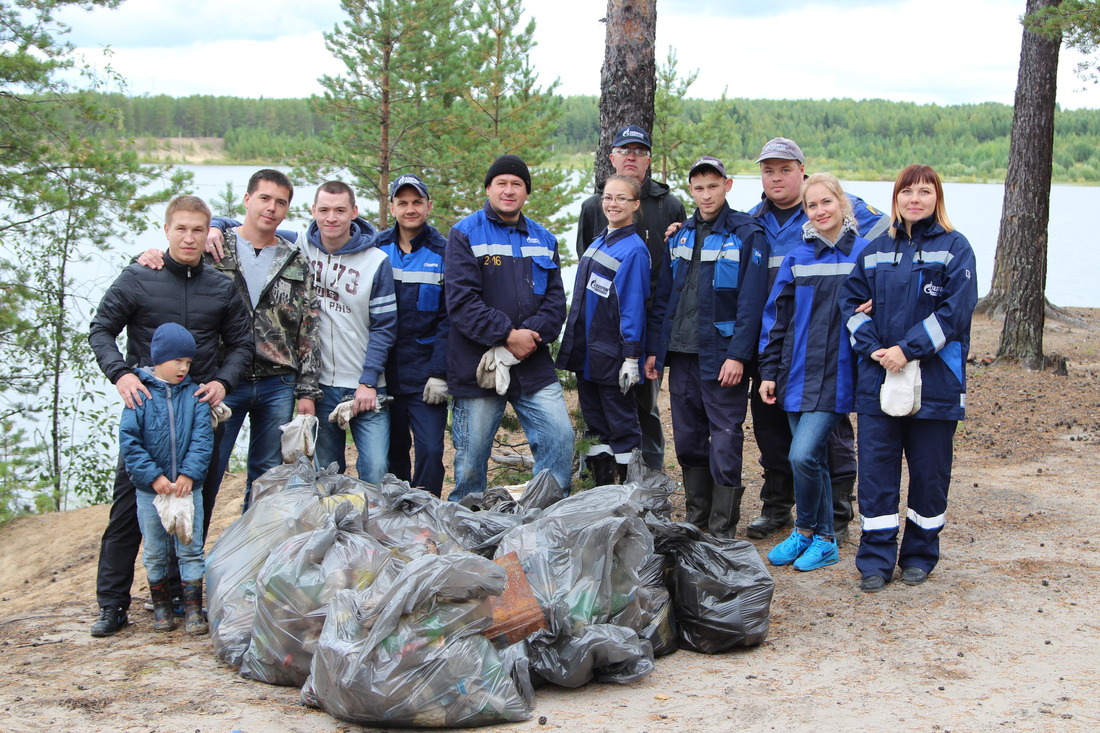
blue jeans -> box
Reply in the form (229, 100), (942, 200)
(315, 384), (389, 484)
(449, 381), (573, 502)
(216, 374), (296, 511)
(788, 411), (842, 538)
(136, 489), (205, 583)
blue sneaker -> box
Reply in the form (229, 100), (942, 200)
(767, 530), (813, 566)
(793, 536), (840, 571)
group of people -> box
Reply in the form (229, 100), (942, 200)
(86, 124), (977, 639)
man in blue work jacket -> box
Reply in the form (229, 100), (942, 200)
(645, 156), (770, 539)
(444, 155), (573, 502)
(376, 173), (450, 497)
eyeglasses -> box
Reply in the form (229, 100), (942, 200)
(611, 147), (651, 158)
(601, 195), (636, 204)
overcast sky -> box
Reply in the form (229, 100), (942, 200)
(59, 0), (1100, 109)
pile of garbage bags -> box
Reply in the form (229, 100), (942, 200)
(205, 454), (774, 728)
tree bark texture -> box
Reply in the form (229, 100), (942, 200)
(595, 0), (656, 188)
(987, 0), (1060, 366)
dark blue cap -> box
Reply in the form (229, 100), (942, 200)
(389, 173), (429, 199)
(612, 125), (652, 149)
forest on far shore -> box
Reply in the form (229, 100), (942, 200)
(73, 92), (1100, 183)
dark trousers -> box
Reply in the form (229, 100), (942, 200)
(96, 425), (222, 610)
(749, 374), (857, 482)
(387, 393), (448, 497)
(632, 376), (665, 470)
(855, 414), (956, 579)
(667, 352), (748, 487)
(577, 377), (641, 458)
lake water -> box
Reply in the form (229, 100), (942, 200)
(103, 165), (1096, 308)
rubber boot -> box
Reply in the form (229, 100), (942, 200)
(746, 470), (795, 539)
(681, 465), (714, 530)
(586, 453), (616, 487)
(182, 580), (208, 636)
(832, 478), (855, 546)
(709, 484), (745, 540)
(149, 577), (175, 633)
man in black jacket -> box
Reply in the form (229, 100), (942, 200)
(576, 125), (686, 471)
(87, 195), (253, 637)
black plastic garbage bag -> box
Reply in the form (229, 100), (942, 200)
(303, 553), (531, 727)
(651, 521), (774, 653)
(239, 502), (401, 687)
(610, 552), (678, 658)
(524, 624), (655, 687)
(206, 474), (329, 666)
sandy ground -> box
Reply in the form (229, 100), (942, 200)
(1, 311), (1099, 732)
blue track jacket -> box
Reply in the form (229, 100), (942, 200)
(840, 217), (978, 420)
(119, 369), (213, 492)
(444, 202), (566, 397)
(376, 224), (450, 396)
(759, 223), (869, 413)
(650, 203), (769, 380)
(556, 224), (650, 386)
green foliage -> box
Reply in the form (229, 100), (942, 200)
(297, 0), (471, 226)
(211, 181), (246, 218)
(295, 0), (583, 239)
(652, 48), (740, 198)
(0, 0), (187, 512)
(0, 421), (50, 525)
(1026, 0), (1100, 85)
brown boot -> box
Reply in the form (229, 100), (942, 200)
(182, 580), (207, 635)
(149, 578), (175, 632)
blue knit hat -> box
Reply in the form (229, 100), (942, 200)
(150, 323), (196, 364)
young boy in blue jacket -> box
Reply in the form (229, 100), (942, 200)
(119, 323), (213, 635)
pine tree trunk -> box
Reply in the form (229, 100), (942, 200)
(984, 0), (1060, 368)
(595, 0), (656, 188)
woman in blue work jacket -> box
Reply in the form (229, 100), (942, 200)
(840, 164), (978, 593)
(556, 175), (651, 485)
(758, 173), (869, 572)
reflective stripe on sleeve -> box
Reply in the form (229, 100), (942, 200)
(922, 313), (947, 351)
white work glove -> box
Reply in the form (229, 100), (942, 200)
(210, 402), (232, 430)
(618, 357), (640, 395)
(328, 397), (356, 430)
(422, 377), (450, 405)
(280, 413), (318, 463)
(476, 346), (521, 395)
(154, 493), (194, 545)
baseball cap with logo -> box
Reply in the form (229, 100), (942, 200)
(389, 173), (430, 199)
(612, 125), (652, 149)
(688, 156), (727, 179)
(755, 137), (805, 164)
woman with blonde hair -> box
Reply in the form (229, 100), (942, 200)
(840, 164), (977, 592)
(758, 172), (869, 571)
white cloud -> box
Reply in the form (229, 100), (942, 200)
(57, 0), (1100, 109)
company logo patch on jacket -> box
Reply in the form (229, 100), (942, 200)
(923, 283), (944, 297)
(586, 272), (612, 298)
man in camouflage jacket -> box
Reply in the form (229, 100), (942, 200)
(209, 169), (321, 510)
